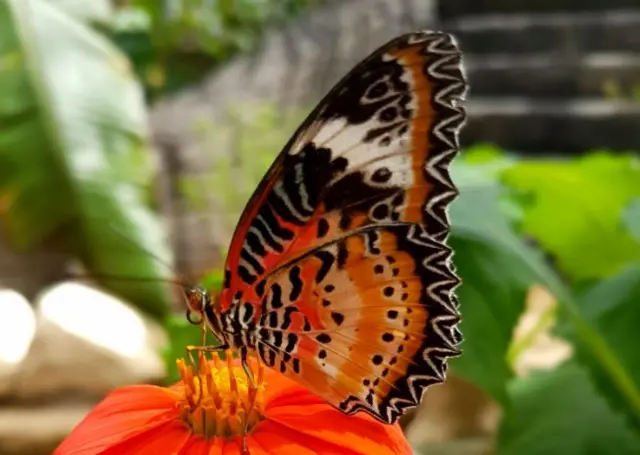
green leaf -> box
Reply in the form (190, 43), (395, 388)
(200, 269), (225, 292)
(496, 361), (640, 455)
(0, 0), (172, 319)
(624, 198), (640, 243)
(449, 164), (567, 404)
(571, 265), (640, 433)
(502, 153), (640, 282)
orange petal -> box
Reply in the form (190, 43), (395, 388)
(177, 437), (224, 455)
(260, 364), (410, 454)
(54, 386), (180, 455)
(254, 419), (355, 455)
(266, 402), (411, 455)
(262, 369), (325, 409)
(100, 420), (192, 455)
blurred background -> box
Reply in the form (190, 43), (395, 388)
(1, 0), (639, 454)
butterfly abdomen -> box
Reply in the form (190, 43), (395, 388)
(203, 296), (260, 350)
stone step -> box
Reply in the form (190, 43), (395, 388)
(439, 0), (640, 18)
(465, 52), (640, 99)
(446, 10), (640, 55)
(462, 98), (640, 154)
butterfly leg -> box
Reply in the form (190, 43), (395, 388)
(184, 343), (229, 436)
(239, 347), (258, 454)
(185, 344), (229, 374)
(240, 347), (257, 388)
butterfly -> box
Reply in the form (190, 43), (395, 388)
(185, 30), (467, 425)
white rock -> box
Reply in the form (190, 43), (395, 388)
(0, 289), (36, 396)
(11, 282), (167, 399)
(0, 403), (93, 455)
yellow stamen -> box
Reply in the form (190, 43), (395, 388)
(175, 353), (265, 439)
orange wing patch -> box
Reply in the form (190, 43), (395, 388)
(255, 224), (461, 423)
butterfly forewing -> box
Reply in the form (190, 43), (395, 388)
(219, 31), (467, 423)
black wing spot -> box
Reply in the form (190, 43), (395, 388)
(285, 333), (298, 353)
(317, 218), (330, 238)
(392, 192), (404, 207)
(269, 283), (284, 310)
(367, 81), (389, 99)
(330, 312), (345, 326)
(379, 106), (397, 122)
(238, 266), (257, 285)
(288, 266), (303, 301)
(256, 280), (266, 298)
(372, 204), (389, 220)
(314, 250), (335, 284)
(372, 167), (392, 183)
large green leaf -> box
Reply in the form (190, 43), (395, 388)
(448, 160), (567, 404)
(502, 153), (640, 282)
(0, 0), (172, 319)
(570, 265), (640, 434)
(497, 361), (640, 455)
(49, 0), (113, 23)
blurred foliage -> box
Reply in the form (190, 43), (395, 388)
(0, 0), (172, 319)
(0, 0), (319, 318)
(164, 107), (640, 453)
(602, 79), (640, 102)
(503, 153), (640, 282)
(105, 0), (323, 101)
(191, 105), (305, 243)
(497, 361), (640, 455)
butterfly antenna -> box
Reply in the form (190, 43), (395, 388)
(102, 220), (178, 278)
(68, 272), (185, 287)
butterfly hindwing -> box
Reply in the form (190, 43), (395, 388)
(255, 224), (461, 423)
(218, 30), (467, 423)
(221, 31), (466, 308)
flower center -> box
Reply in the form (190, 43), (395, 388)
(176, 353), (265, 439)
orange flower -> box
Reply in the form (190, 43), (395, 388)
(54, 354), (412, 455)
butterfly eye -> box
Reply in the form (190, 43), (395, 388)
(184, 288), (204, 325)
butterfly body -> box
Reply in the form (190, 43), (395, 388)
(192, 30), (467, 425)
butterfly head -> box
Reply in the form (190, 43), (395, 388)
(184, 285), (230, 347)
(184, 285), (208, 326)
